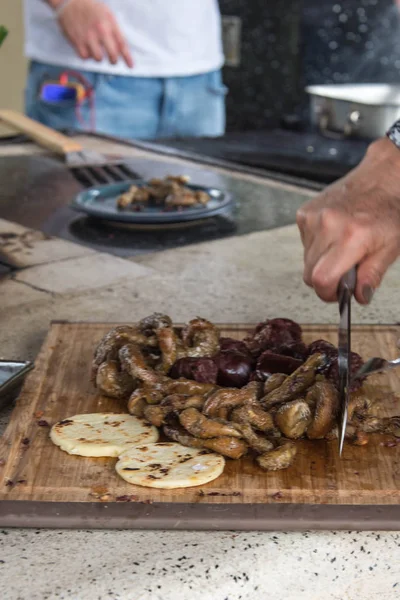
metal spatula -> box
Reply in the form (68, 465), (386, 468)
(0, 109), (138, 187)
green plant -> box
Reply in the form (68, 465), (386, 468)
(0, 26), (8, 48)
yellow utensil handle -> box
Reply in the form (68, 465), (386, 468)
(0, 109), (83, 156)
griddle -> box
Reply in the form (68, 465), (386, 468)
(149, 128), (370, 184)
(0, 151), (313, 259)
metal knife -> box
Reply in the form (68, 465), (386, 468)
(337, 266), (357, 456)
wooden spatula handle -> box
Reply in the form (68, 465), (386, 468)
(0, 109), (83, 156)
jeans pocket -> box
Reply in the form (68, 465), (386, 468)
(206, 70), (229, 96)
(25, 61), (98, 130)
(207, 83), (229, 96)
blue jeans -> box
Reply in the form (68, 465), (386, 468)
(25, 60), (227, 140)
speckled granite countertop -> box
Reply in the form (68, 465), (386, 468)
(1, 137), (400, 600)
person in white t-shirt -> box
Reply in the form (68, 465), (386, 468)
(23, 0), (227, 139)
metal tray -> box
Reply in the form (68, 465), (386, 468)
(71, 180), (233, 224)
(0, 360), (34, 410)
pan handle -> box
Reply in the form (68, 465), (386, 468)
(318, 109), (361, 140)
(0, 109), (83, 157)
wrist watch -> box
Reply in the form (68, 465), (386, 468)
(54, 0), (72, 17)
(386, 119), (400, 148)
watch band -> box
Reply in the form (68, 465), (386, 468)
(386, 119), (400, 148)
(54, 0), (73, 17)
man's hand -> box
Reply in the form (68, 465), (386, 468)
(55, 0), (133, 67)
(296, 136), (400, 304)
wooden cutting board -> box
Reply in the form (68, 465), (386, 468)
(1, 322), (400, 531)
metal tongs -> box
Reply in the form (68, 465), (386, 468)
(337, 267), (357, 456)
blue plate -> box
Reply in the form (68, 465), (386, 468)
(71, 180), (233, 224)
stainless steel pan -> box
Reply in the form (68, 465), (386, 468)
(306, 84), (400, 140)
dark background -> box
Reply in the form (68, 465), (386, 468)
(219, 0), (400, 131)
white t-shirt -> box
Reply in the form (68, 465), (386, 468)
(24, 0), (224, 77)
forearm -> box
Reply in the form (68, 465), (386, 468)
(362, 128), (400, 194)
